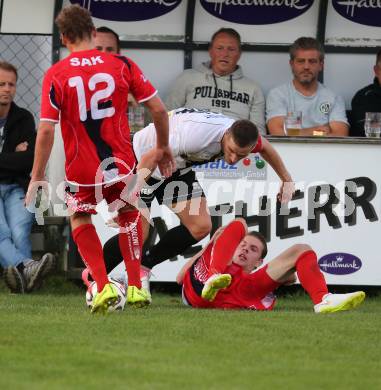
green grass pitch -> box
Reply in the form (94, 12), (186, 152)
(0, 277), (380, 390)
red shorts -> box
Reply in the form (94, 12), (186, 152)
(65, 175), (135, 215)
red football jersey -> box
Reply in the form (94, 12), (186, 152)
(183, 221), (276, 310)
(210, 264), (276, 310)
(40, 49), (157, 186)
(184, 262), (276, 311)
(251, 134), (263, 153)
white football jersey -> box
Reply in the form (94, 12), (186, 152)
(133, 108), (234, 179)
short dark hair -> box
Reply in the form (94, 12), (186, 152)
(229, 120), (258, 148)
(376, 49), (381, 65)
(55, 4), (95, 44)
(289, 37), (324, 61)
(210, 28), (241, 51)
(247, 231), (268, 258)
(0, 61), (17, 80)
(96, 26), (120, 53)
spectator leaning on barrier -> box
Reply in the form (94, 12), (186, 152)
(266, 37), (349, 137)
(165, 28), (266, 135)
(350, 49), (381, 137)
(0, 61), (54, 294)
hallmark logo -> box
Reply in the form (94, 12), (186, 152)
(318, 252), (362, 275)
(200, 0), (313, 25)
(70, 0), (181, 22)
(333, 0), (381, 27)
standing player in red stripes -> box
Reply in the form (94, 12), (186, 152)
(26, 4), (175, 313)
(177, 218), (365, 313)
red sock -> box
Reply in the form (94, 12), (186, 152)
(209, 220), (246, 276)
(118, 210), (142, 289)
(72, 224), (108, 292)
(296, 250), (328, 304)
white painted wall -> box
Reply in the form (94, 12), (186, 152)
(120, 49), (184, 101)
(324, 53), (376, 109)
(1, 0), (54, 34)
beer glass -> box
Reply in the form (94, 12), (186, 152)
(284, 111), (302, 136)
(364, 112), (381, 138)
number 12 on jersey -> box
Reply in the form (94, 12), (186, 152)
(69, 73), (115, 121)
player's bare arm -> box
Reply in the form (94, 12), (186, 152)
(328, 121), (349, 136)
(259, 137), (295, 203)
(25, 121), (55, 206)
(267, 116), (286, 135)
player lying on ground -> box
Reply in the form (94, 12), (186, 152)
(81, 108), (295, 291)
(176, 218), (365, 313)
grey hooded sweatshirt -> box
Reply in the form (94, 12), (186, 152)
(165, 61), (266, 135)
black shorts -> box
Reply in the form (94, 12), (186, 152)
(139, 168), (205, 208)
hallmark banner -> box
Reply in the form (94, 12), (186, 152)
(333, 0), (381, 27)
(199, 0), (314, 25)
(70, 0), (182, 21)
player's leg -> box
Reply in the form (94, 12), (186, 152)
(180, 247), (214, 308)
(117, 205), (142, 289)
(71, 212), (109, 291)
(65, 184), (118, 313)
(201, 219), (247, 301)
(141, 170), (211, 269)
(99, 217), (150, 275)
(180, 221), (245, 307)
(266, 244), (365, 313)
(143, 197), (210, 268)
(84, 197), (151, 291)
(266, 244), (328, 304)
(71, 212), (117, 314)
(99, 171), (192, 286)
(138, 215), (153, 291)
(140, 196), (210, 272)
(117, 205), (150, 307)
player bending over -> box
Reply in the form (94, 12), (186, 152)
(84, 108), (295, 292)
(177, 218), (365, 313)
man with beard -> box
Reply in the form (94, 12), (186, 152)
(266, 37), (348, 137)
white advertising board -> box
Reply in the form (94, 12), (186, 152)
(105, 138), (381, 286)
(62, 0), (187, 40)
(1, 0), (54, 34)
